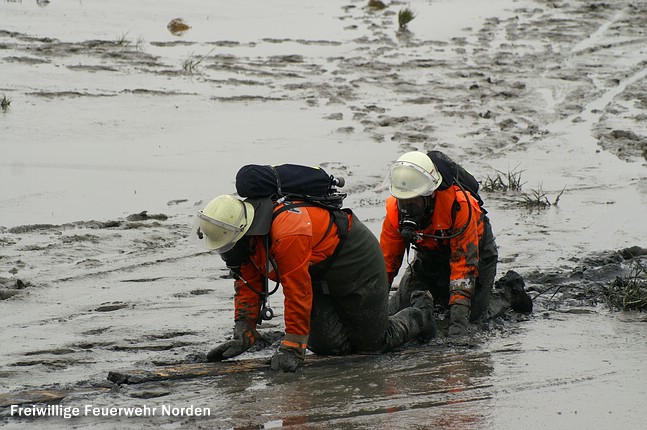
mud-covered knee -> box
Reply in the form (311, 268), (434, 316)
(308, 335), (351, 356)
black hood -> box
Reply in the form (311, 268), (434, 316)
(244, 197), (273, 236)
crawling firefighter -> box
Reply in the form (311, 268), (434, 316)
(191, 165), (436, 373)
(380, 151), (533, 336)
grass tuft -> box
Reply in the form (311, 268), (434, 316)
(604, 259), (647, 310)
(482, 165), (525, 192)
(1, 94), (11, 111)
(181, 48), (215, 75)
(483, 167), (564, 210)
(398, 8), (416, 31)
(134, 35), (146, 51)
(519, 184), (565, 210)
(115, 32), (131, 47)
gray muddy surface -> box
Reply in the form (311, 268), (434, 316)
(1, 0), (646, 429)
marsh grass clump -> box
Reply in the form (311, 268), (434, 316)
(182, 54), (204, 75)
(520, 185), (565, 210)
(604, 260), (647, 311)
(115, 32), (131, 47)
(181, 48), (214, 75)
(134, 35), (146, 51)
(398, 7), (416, 31)
(1, 94), (11, 111)
(520, 186), (550, 209)
(482, 166), (525, 192)
(483, 167), (564, 210)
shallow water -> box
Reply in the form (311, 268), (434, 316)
(1, 0), (647, 428)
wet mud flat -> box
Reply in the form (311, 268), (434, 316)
(2, 0), (647, 429)
(0, 219), (645, 430)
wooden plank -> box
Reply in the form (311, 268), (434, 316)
(106, 354), (377, 385)
(107, 359), (269, 385)
(0, 389), (67, 408)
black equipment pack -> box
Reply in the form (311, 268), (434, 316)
(427, 150), (483, 206)
(236, 164), (347, 210)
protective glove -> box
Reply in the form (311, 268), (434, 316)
(448, 304), (470, 337)
(206, 320), (260, 362)
(270, 344), (305, 373)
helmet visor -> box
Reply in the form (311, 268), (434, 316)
(389, 161), (441, 199)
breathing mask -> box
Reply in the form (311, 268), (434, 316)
(397, 196), (433, 244)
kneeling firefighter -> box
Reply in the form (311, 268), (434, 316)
(191, 164), (436, 372)
(380, 151), (532, 337)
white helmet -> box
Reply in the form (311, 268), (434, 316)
(389, 151), (442, 199)
(190, 195), (254, 253)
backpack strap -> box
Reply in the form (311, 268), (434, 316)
(268, 165), (283, 197)
(310, 209), (349, 280)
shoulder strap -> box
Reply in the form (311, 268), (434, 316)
(309, 209), (350, 280)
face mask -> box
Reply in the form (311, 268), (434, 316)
(397, 196), (433, 243)
(397, 196), (427, 218)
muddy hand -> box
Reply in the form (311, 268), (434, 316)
(207, 320), (260, 362)
(206, 340), (247, 361)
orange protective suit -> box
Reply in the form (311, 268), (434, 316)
(380, 185), (491, 310)
(231, 200), (437, 355)
(233, 202), (346, 348)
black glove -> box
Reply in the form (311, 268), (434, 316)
(207, 320), (260, 362)
(448, 304), (470, 337)
(270, 344), (305, 372)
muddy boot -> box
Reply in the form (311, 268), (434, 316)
(495, 270), (533, 313)
(410, 290), (437, 341)
(383, 291), (437, 350)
